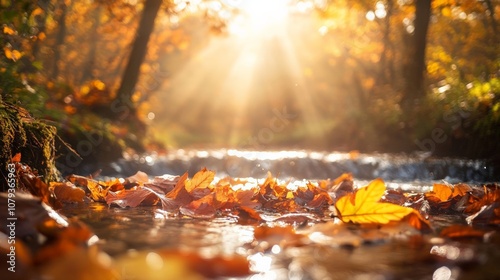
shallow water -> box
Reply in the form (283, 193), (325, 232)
(98, 149), (496, 183)
(60, 202), (500, 280)
(62, 150), (500, 279)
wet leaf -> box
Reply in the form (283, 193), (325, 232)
(124, 171), (149, 186)
(465, 187), (500, 214)
(146, 174), (180, 193)
(466, 202), (500, 225)
(67, 175), (108, 202)
(452, 183), (472, 197)
(180, 193), (216, 218)
(335, 179), (413, 224)
(165, 172), (192, 207)
(403, 210), (432, 232)
(426, 183), (453, 202)
(236, 206), (263, 225)
(50, 182), (85, 203)
(86, 180), (108, 202)
(106, 188), (157, 208)
(294, 182), (333, 208)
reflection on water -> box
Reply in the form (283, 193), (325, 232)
(61, 202), (500, 280)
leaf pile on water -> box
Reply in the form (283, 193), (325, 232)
(3, 161), (500, 279)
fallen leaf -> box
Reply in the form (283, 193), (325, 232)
(426, 183), (453, 202)
(165, 172), (192, 207)
(236, 206), (263, 225)
(452, 183), (472, 197)
(335, 179), (413, 224)
(180, 193), (216, 218)
(16, 163), (61, 209)
(106, 188), (157, 208)
(50, 182), (85, 203)
(403, 210), (432, 232)
(185, 168), (215, 193)
(466, 202), (500, 225)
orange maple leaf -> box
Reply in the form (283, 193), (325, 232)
(185, 168), (215, 193)
(426, 183), (453, 202)
(335, 179), (413, 224)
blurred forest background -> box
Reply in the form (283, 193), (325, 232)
(1, 0), (499, 173)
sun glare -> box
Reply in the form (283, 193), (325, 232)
(152, 0), (328, 147)
(236, 0), (290, 33)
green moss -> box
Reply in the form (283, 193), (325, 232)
(0, 102), (60, 191)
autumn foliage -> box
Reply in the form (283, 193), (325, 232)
(3, 158), (500, 278)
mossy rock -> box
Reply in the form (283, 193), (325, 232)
(0, 102), (60, 191)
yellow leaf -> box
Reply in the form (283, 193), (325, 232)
(335, 179), (413, 224)
(185, 168), (215, 192)
(3, 26), (16, 35)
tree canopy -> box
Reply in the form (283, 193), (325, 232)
(1, 0), (499, 163)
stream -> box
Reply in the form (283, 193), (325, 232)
(61, 150), (500, 280)
(98, 149), (496, 183)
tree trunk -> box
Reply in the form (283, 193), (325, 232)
(80, 5), (102, 84)
(402, 0), (431, 105)
(378, 0), (394, 85)
(51, 1), (68, 79)
(484, 0), (498, 35)
(113, 0), (162, 117)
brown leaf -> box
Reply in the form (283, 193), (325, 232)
(180, 193), (216, 218)
(17, 163), (61, 209)
(452, 183), (472, 197)
(403, 210), (432, 232)
(106, 188), (157, 208)
(124, 171), (149, 187)
(466, 202), (500, 225)
(426, 183), (453, 202)
(165, 172), (192, 207)
(67, 175), (108, 202)
(465, 188), (500, 214)
(50, 182), (85, 203)
(294, 182), (332, 208)
(236, 206), (263, 225)
(146, 174), (180, 193)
